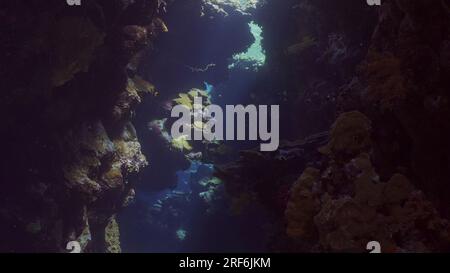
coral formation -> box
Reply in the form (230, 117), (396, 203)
(105, 216), (121, 253)
(319, 111), (372, 160)
(284, 112), (450, 252)
(1, 0), (450, 254)
(217, 0), (450, 253)
(0, 0), (166, 252)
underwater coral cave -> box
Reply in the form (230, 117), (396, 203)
(1, 0), (450, 255)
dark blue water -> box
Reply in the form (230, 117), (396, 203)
(118, 3), (271, 253)
(119, 157), (270, 252)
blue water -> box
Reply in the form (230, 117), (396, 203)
(119, 3), (270, 252)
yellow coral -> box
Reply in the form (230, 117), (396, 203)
(173, 88), (212, 110)
(173, 93), (193, 109)
(188, 89), (208, 98)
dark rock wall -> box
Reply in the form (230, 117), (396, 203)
(0, 0), (258, 253)
(0, 0), (164, 252)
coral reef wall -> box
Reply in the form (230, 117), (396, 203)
(0, 0), (165, 252)
(218, 0), (450, 252)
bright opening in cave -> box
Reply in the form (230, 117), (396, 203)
(229, 21), (266, 70)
